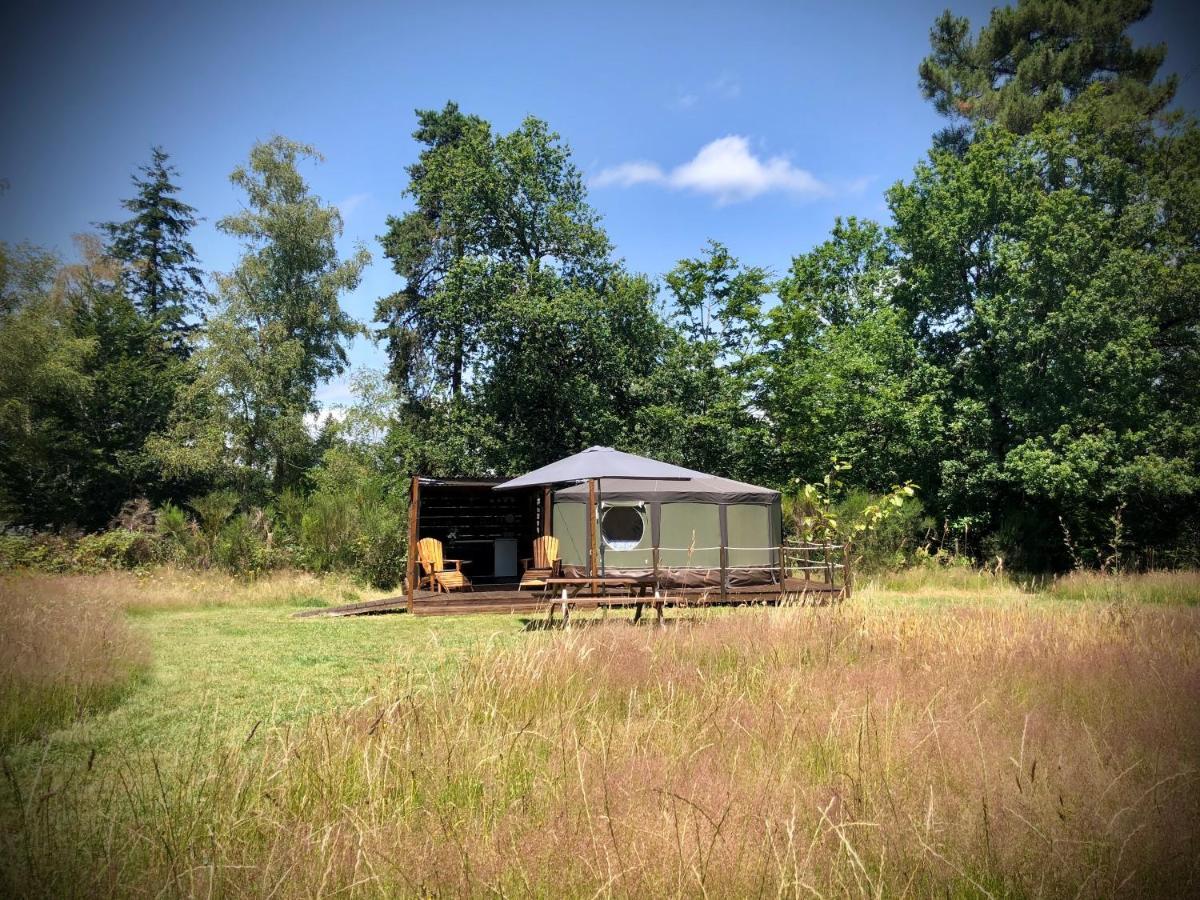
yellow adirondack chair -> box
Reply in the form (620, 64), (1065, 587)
(519, 535), (561, 590)
(415, 537), (473, 593)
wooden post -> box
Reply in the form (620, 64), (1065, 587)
(843, 543), (854, 600)
(587, 479), (598, 596)
(407, 476), (420, 614)
(719, 544), (728, 603)
(542, 486), (553, 536)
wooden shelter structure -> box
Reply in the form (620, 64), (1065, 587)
(398, 450), (850, 618)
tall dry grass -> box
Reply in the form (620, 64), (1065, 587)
(1049, 569), (1200, 606)
(0, 577), (149, 751)
(0, 568), (377, 615)
(4, 602), (1198, 898)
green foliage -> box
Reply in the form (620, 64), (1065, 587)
(888, 100), (1200, 567)
(919, 0), (1174, 148)
(785, 459), (919, 553)
(834, 490), (931, 576)
(212, 512), (275, 577)
(152, 137), (369, 497)
(189, 489), (238, 540)
(764, 218), (946, 491)
(631, 242), (771, 480)
(0, 534), (74, 572)
(0, 227), (197, 530)
(99, 146), (205, 347)
(378, 103), (611, 400)
(154, 502), (191, 562)
(282, 441), (409, 589)
(73, 530), (158, 572)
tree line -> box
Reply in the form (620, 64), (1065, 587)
(1, 0), (1197, 575)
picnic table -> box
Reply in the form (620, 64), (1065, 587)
(539, 576), (662, 626)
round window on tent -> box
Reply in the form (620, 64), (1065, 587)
(601, 505), (645, 551)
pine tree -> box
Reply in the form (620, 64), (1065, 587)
(919, 0), (1175, 150)
(101, 147), (205, 349)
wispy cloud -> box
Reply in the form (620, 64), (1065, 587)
(592, 161), (665, 188)
(592, 136), (835, 205)
(668, 71), (741, 112)
(337, 192), (372, 219)
(710, 72), (741, 99)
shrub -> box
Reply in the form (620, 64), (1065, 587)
(212, 510), (276, 577)
(299, 489), (359, 573)
(0, 532), (75, 573)
(355, 502), (407, 590)
(73, 529), (159, 572)
(154, 502), (195, 563)
(835, 490), (931, 576)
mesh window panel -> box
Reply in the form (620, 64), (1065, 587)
(658, 502), (721, 569)
(727, 504), (771, 568)
(600, 503), (653, 569)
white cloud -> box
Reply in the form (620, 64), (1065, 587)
(590, 161), (666, 188)
(592, 135), (834, 205)
(337, 192), (372, 219)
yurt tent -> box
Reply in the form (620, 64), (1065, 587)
(553, 471), (782, 589)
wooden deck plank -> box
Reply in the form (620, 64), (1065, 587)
(297, 577), (844, 618)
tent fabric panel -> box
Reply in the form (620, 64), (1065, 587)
(494, 446), (697, 491)
(553, 501), (588, 567)
(658, 502), (721, 569)
(727, 503), (773, 568)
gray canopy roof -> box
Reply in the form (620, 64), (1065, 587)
(556, 471), (779, 505)
(492, 446), (697, 491)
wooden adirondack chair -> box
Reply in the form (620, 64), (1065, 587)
(519, 535), (561, 590)
(415, 537), (473, 593)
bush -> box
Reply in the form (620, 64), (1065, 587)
(299, 489), (360, 573)
(836, 491), (931, 576)
(154, 502), (195, 563)
(0, 532), (77, 573)
(212, 510), (277, 577)
(73, 530), (159, 572)
(355, 502), (407, 590)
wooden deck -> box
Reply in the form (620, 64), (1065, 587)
(297, 577), (844, 618)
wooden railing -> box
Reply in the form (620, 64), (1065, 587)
(782, 540), (851, 600)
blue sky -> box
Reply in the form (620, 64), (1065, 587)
(3, 0), (1197, 408)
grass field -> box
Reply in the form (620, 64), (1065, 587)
(1, 568), (1198, 897)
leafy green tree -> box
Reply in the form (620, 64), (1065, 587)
(631, 242), (772, 480)
(663, 240), (769, 357)
(100, 147), (205, 348)
(153, 138), (369, 498)
(481, 270), (665, 471)
(0, 235), (205, 528)
(378, 104), (611, 400)
(0, 243), (94, 525)
(763, 219), (945, 492)
(888, 101), (1199, 567)
(919, 0), (1175, 149)
(377, 104), (660, 477)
